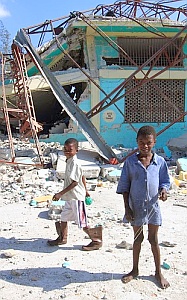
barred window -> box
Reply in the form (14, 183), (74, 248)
(103, 38), (183, 67)
(125, 79), (185, 123)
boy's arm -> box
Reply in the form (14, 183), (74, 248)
(53, 181), (78, 200)
(159, 159), (170, 202)
(159, 188), (167, 201)
(123, 192), (134, 222)
(82, 175), (90, 197)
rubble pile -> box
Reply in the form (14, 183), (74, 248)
(0, 135), (187, 210)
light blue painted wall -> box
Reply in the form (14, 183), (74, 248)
(39, 114), (187, 149)
(39, 132), (85, 144)
(183, 43), (187, 68)
(39, 28), (187, 150)
(95, 36), (118, 68)
(100, 119), (187, 149)
(42, 78), (187, 149)
(93, 34), (187, 149)
(79, 98), (91, 111)
(98, 77), (187, 149)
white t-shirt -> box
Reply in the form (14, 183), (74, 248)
(63, 155), (86, 201)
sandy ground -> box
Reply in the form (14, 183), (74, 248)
(0, 183), (187, 300)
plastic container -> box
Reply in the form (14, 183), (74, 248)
(85, 196), (93, 205)
(162, 262), (170, 270)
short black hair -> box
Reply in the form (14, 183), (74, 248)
(137, 125), (156, 139)
(64, 138), (78, 150)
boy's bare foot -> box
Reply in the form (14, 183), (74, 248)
(121, 270), (138, 283)
(155, 273), (170, 289)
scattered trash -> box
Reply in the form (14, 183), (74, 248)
(173, 177), (180, 187)
(181, 189), (187, 194)
(29, 200), (37, 206)
(11, 269), (23, 276)
(106, 249), (113, 253)
(179, 171), (187, 181)
(33, 194), (53, 203)
(162, 262), (170, 270)
(62, 261), (70, 268)
(89, 184), (96, 191)
(1, 249), (17, 258)
(161, 241), (176, 247)
(30, 277), (38, 281)
(173, 203), (187, 208)
(116, 240), (133, 250)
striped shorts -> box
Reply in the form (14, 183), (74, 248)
(61, 200), (87, 228)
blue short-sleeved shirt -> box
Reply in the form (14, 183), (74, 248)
(116, 152), (170, 226)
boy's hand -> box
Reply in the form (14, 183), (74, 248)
(125, 207), (134, 223)
(159, 189), (167, 201)
(52, 193), (61, 201)
(86, 191), (90, 197)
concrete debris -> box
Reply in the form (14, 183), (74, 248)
(11, 269), (24, 276)
(167, 133), (187, 152)
(106, 169), (122, 183)
(176, 158), (187, 172)
(179, 171), (187, 181)
(0, 148), (12, 160)
(1, 249), (17, 258)
(0, 135), (187, 211)
(100, 164), (120, 178)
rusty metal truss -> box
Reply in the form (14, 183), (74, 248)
(24, 1), (187, 47)
(21, 2), (187, 121)
(1, 48), (44, 165)
(1, 0), (187, 163)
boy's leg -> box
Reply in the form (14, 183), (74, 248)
(82, 225), (103, 251)
(47, 201), (73, 246)
(47, 221), (68, 246)
(78, 199), (102, 251)
(148, 224), (170, 289)
(122, 225), (143, 283)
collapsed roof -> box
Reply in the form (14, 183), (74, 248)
(1, 0), (187, 163)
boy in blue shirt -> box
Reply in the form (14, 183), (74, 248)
(117, 125), (170, 289)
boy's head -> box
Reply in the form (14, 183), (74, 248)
(136, 126), (156, 154)
(137, 125), (156, 140)
(64, 138), (78, 159)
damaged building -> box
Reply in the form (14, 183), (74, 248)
(0, 1), (187, 162)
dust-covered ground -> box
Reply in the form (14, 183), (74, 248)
(0, 183), (187, 300)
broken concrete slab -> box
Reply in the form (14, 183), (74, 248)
(177, 157), (187, 172)
(167, 133), (187, 152)
(56, 149), (101, 179)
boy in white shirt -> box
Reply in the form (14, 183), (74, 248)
(47, 138), (102, 251)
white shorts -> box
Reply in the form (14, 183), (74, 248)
(61, 200), (87, 228)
